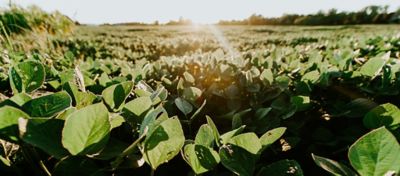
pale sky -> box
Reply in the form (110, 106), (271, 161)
(1, 0), (400, 24)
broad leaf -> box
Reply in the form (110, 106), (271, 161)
(359, 52), (389, 78)
(228, 133), (262, 155)
(139, 106), (165, 136)
(219, 144), (257, 176)
(9, 61), (45, 93)
(183, 72), (195, 84)
(195, 124), (214, 147)
(62, 103), (111, 155)
(311, 154), (357, 176)
(260, 69), (274, 85)
(175, 97), (193, 116)
(110, 113), (125, 129)
(301, 70), (320, 84)
(348, 127), (400, 176)
(0, 106), (29, 142)
(9, 93), (31, 106)
(363, 103), (400, 130)
(102, 81), (134, 111)
(22, 91), (71, 117)
(182, 87), (202, 103)
(183, 144), (220, 174)
(63, 82), (97, 109)
(18, 118), (69, 159)
(260, 127), (286, 150)
(143, 117), (185, 170)
(206, 116), (220, 147)
(124, 96), (153, 117)
(220, 125), (245, 145)
(291, 96), (310, 111)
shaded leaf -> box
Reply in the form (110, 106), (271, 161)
(312, 154), (357, 176)
(183, 144), (220, 174)
(363, 103), (400, 130)
(175, 97), (193, 116)
(0, 106), (29, 142)
(22, 91), (71, 117)
(143, 117), (185, 170)
(18, 118), (68, 159)
(102, 81), (134, 111)
(219, 144), (257, 176)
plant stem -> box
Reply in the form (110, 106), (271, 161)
(38, 160), (51, 176)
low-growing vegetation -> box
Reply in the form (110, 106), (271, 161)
(0, 5), (400, 176)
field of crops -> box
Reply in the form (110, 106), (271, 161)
(1, 7), (400, 176)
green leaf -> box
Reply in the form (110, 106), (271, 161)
(150, 86), (168, 105)
(102, 81), (134, 111)
(9, 61), (45, 93)
(257, 159), (304, 176)
(110, 113), (125, 129)
(260, 127), (286, 150)
(260, 69), (274, 85)
(348, 127), (400, 176)
(18, 118), (69, 159)
(123, 96), (153, 125)
(183, 144), (220, 174)
(206, 116), (220, 147)
(291, 96), (311, 111)
(175, 97), (193, 116)
(63, 82), (97, 109)
(0, 106), (29, 142)
(0, 155), (10, 167)
(228, 133), (262, 155)
(62, 103), (110, 155)
(345, 98), (377, 118)
(182, 87), (202, 103)
(139, 106), (165, 136)
(220, 125), (246, 145)
(22, 91), (72, 117)
(9, 93), (31, 106)
(363, 103), (400, 130)
(276, 76), (290, 90)
(219, 144), (257, 176)
(183, 72), (195, 84)
(190, 100), (206, 120)
(56, 107), (76, 120)
(301, 70), (320, 84)
(195, 124), (214, 147)
(98, 73), (111, 87)
(232, 115), (242, 130)
(59, 70), (75, 85)
(359, 52), (389, 78)
(311, 154), (357, 176)
(143, 117), (185, 170)
(75, 92), (97, 109)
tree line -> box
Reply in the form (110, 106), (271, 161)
(218, 5), (400, 25)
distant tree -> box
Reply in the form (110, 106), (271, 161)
(217, 5), (400, 26)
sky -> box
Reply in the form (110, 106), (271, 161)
(1, 0), (400, 24)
